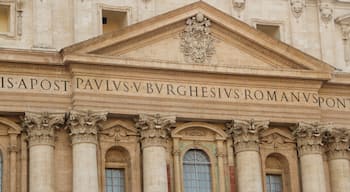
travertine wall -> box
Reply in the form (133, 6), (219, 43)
(1, 0), (350, 71)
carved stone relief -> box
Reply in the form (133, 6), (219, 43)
(319, 3), (333, 24)
(261, 131), (295, 149)
(324, 128), (350, 160)
(100, 125), (139, 142)
(22, 112), (65, 147)
(293, 122), (330, 156)
(232, 0), (246, 10)
(226, 119), (269, 152)
(180, 13), (215, 63)
(67, 110), (107, 144)
(290, 0), (306, 18)
(135, 114), (176, 148)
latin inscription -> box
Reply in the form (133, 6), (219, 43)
(0, 75), (70, 94)
(1, 75), (349, 111)
(74, 77), (350, 110)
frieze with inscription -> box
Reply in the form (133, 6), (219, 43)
(0, 75), (350, 111)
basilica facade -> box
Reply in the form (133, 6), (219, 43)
(0, 1), (350, 192)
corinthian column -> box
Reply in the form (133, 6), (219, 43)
(226, 119), (269, 192)
(67, 110), (107, 192)
(293, 122), (327, 192)
(325, 128), (350, 192)
(136, 114), (176, 192)
(22, 112), (65, 192)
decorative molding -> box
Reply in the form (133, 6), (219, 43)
(67, 110), (108, 144)
(261, 131), (295, 149)
(319, 3), (333, 24)
(225, 119), (269, 153)
(290, 0), (306, 18)
(22, 112), (65, 147)
(180, 13), (215, 63)
(293, 122), (329, 156)
(324, 128), (350, 160)
(136, 114), (176, 148)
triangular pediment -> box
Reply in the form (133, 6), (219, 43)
(62, 1), (335, 79)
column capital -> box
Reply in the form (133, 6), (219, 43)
(22, 112), (65, 147)
(293, 122), (329, 156)
(325, 128), (350, 160)
(67, 110), (107, 145)
(136, 114), (176, 148)
(225, 119), (269, 153)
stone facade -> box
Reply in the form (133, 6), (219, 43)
(0, 1), (349, 192)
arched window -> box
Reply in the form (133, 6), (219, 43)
(265, 153), (291, 192)
(104, 147), (129, 192)
(183, 149), (211, 192)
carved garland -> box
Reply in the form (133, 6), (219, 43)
(180, 13), (215, 64)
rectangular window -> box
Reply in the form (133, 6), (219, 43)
(256, 24), (281, 40)
(266, 174), (282, 192)
(0, 4), (10, 33)
(105, 168), (125, 192)
(102, 10), (127, 34)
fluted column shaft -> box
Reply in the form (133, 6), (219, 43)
(136, 114), (175, 192)
(22, 112), (65, 192)
(294, 122), (327, 192)
(68, 110), (107, 192)
(226, 120), (269, 192)
(326, 128), (350, 192)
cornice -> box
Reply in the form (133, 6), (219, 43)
(63, 53), (333, 81)
(0, 48), (62, 65)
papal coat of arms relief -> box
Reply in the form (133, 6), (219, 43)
(180, 13), (216, 63)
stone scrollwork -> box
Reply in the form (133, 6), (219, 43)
(22, 112), (65, 147)
(67, 110), (108, 144)
(290, 0), (306, 18)
(136, 114), (176, 148)
(225, 119), (269, 152)
(324, 128), (350, 160)
(293, 122), (330, 156)
(180, 13), (215, 64)
(319, 3), (333, 24)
